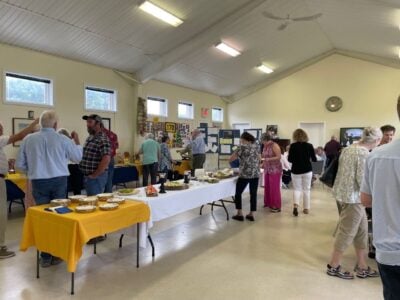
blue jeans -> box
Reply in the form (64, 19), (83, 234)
(378, 262), (400, 300)
(104, 158), (115, 193)
(31, 176), (68, 259)
(85, 172), (108, 196)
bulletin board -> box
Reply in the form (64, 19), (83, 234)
(206, 127), (219, 153)
(218, 129), (241, 155)
(244, 128), (263, 141)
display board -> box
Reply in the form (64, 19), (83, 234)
(244, 128), (263, 141)
(206, 127), (219, 153)
(218, 129), (241, 155)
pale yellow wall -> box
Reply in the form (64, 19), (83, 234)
(0, 43), (138, 159)
(227, 54), (400, 144)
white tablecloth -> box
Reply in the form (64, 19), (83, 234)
(123, 177), (240, 247)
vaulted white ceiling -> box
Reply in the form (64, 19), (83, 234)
(0, 0), (399, 101)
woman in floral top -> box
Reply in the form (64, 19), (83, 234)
(326, 127), (381, 280)
(262, 133), (282, 212)
(159, 136), (174, 180)
(229, 132), (261, 221)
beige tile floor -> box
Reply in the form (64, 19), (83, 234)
(0, 185), (383, 300)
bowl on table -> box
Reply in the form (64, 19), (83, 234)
(97, 193), (113, 202)
(50, 199), (71, 207)
(107, 197), (126, 204)
(99, 203), (119, 211)
(75, 205), (96, 213)
(79, 196), (98, 206)
(68, 195), (86, 204)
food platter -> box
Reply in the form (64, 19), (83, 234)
(146, 185), (158, 197)
(116, 188), (139, 196)
(79, 197), (98, 206)
(107, 197), (126, 204)
(75, 205), (96, 213)
(97, 193), (113, 201)
(164, 181), (189, 190)
(99, 203), (119, 211)
(68, 195), (86, 203)
(50, 199), (71, 207)
(213, 168), (234, 179)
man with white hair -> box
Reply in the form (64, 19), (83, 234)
(17, 110), (82, 267)
(190, 129), (206, 175)
(0, 118), (38, 259)
(137, 133), (160, 186)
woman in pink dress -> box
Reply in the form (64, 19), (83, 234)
(262, 133), (282, 212)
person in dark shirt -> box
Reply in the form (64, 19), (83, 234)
(324, 136), (341, 167)
(288, 129), (317, 217)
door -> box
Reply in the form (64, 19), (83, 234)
(299, 122), (325, 147)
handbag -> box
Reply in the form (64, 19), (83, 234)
(319, 153), (340, 188)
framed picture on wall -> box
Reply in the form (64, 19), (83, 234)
(165, 122), (176, 133)
(102, 118), (111, 131)
(12, 118), (32, 147)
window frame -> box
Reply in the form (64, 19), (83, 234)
(211, 106), (224, 123)
(146, 96), (168, 117)
(84, 84), (118, 113)
(3, 71), (54, 107)
(177, 100), (194, 120)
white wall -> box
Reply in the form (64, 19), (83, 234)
(0, 43), (138, 159)
(227, 54), (400, 146)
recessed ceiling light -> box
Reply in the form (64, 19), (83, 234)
(139, 1), (183, 27)
(215, 42), (241, 57)
(257, 64), (274, 74)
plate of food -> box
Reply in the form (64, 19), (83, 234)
(75, 205), (96, 213)
(207, 178), (220, 184)
(99, 203), (119, 211)
(68, 195), (86, 203)
(97, 193), (113, 201)
(116, 188), (139, 196)
(214, 168), (234, 179)
(107, 197), (126, 204)
(50, 199), (71, 207)
(164, 181), (189, 190)
(79, 196), (98, 206)
(146, 185), (158, 197)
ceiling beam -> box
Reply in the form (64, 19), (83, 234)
(335, 49), (400, 70)
(136, 0), (268, 83)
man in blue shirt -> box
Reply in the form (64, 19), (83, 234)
(17, 110), (82, 267)
(190, 129), (206, 176)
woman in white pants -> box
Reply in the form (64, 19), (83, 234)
(288, 129), (317, 216)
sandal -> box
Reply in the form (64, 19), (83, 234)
(354, 265), (379, 278)
(326, 264), (354, 280)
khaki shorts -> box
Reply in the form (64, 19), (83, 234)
(334, 203), (368, 252)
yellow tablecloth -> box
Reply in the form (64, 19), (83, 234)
(20, 200), (150, 272)
(6, 173), (28, 192)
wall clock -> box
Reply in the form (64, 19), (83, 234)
(325, 96), (343, 112)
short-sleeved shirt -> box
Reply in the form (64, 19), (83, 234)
(235, 143), (260, 179)
(288, 142), (317, 174)
(103, 128), (119, 157)
(361, 139), (400, 265)
(159, 143), (172, 171)
(141, 139), (160, 165)
(191, 136), (206, 155)
(79, 132), (111, 176)
(0, 136), (9, 174)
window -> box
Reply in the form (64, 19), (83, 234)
(178, 101), (194, 119)
(147, 96), (168, 117)
(5, 72), (53, 106)
(85, 86), (117, 112)
(212, 107), (224, 123)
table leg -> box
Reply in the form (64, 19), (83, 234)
(119, 234), (124, 248)
(93, 241), (97, 254)
(211, 201), (215, 211)
(199, 205), (204, 215)
(71, 272), (75, 295)
(148, 234), (155, 257)
(220, 200), (230, 221)
(136, 224), (140, 268)
(36, 250), (40, 279)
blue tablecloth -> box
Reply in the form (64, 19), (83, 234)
(113, 166), (139, 185)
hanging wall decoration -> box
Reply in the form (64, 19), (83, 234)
(137, 97), (147, 136)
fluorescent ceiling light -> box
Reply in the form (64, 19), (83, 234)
(215, 42), (241, 57)
(139, 1), (183, 27)
(257, 64), (274, 74)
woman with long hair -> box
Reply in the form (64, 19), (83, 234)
(288, 129), (317, 216)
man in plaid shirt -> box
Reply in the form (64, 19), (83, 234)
(80, 114), (111, 196)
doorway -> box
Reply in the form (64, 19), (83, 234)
(299, 122), (325, 147)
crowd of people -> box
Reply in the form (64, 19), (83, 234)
(1, 100), (400, 298)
